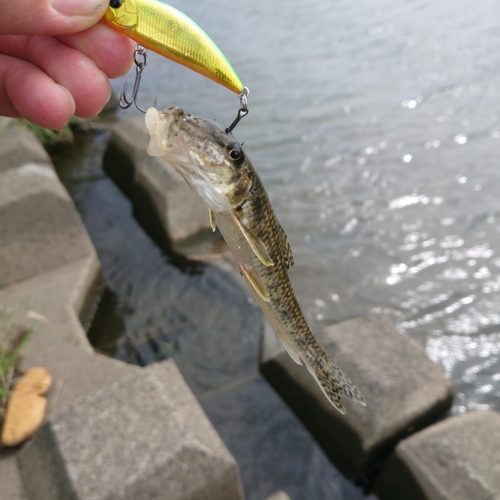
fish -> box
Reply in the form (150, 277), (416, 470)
(105, 0), (244, 94)
(144, 106), (366, 414)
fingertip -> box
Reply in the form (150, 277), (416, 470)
(25, 84), (76, 130)
(59, 84), (77, 120)
(6, 61), (77, 129)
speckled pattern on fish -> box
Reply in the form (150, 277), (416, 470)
(145, 106), (365, 414)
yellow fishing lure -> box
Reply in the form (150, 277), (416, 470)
(105, 0), (244, 94)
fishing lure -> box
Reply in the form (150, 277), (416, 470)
(105, 0), (244, 94)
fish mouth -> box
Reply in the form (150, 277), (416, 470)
(160, 107), (209, 180)
(145, 106), (234, 212)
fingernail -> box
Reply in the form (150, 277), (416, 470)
(106, 81), (113, 104)
(59, 85), (76, 117)
(50, 0), (104, 16)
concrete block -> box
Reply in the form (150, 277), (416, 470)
(0, 258), (137, 413)
(0, 451), (28, 500)
(103, 117), (211, 247)
(260, 314), (454, 478)
(374, 410), (500, 500)
(18, 360), (244, 500)
(0, 125), (52, 173)
(199, 375), (373, 500)
(0, 116), (14, 132)
(0, 160), (94, 288)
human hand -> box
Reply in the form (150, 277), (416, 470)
(0, 0), (135, 129)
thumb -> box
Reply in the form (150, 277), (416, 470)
(1, 0), (110, 36)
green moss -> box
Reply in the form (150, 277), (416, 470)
(15, 119), (74, 148)
(14, 116), (98, 148)
(0, 324), (32, 419)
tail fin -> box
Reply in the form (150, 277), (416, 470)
(306, 358), (365, 414)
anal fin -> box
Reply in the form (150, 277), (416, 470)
(240, 265), (270, 302)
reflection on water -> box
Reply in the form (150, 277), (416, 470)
(111, 0), (500, 413)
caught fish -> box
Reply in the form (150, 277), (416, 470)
(105, 0), (244, 94)
(144, 106), (365, 414)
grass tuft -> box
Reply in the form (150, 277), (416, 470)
(0, 325), (32, 421)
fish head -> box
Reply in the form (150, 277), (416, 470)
(145, 106), (252, 212)
(105, 0), (137, 30)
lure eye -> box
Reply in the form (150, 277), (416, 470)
(109, 0), (124, 8)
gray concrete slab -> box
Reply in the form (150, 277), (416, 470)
(0, 125), (52, 173)
(0, 259), (139, 413)
(0, 451), (27, 500)
(0, 116), (14, 132)
(104, 117), (211, 247)
(199, 374), (376, 500)
(0, 141), (93, 289)
(374, 410), (500, 500)
(260, 314), (454, 478)
(18, 360), (244, 500)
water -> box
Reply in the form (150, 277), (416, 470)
(110, 0), (500, 413)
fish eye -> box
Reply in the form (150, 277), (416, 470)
(229, 149), (241, 160)
(109, 0), (123, 8)
(228, 143), (244, 162)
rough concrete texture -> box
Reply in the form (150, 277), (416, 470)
(0, 451), (27, 500)
(0, 149), (139, 498)
(0, 259), (139, 413)
(0, 126), (94, 288)
(199, 374), (375, 500)
(18, 360), (244, 500)
(374, 410), (500, 500)
(104, 116), (211, 247)
(260, 314), (454, 478)
(0, 124), (52, 173)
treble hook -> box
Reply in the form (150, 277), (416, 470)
(120, 44), (156, 113)
(225, 87), (250, 134)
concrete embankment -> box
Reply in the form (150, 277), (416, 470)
(0, 118), (244, 500)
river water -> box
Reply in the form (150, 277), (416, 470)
(109, 0), (500, 414)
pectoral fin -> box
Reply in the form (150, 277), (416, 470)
(240, 265), (270, 302)
(209, 210), (217, 232)
(233, 214), (274, 267)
